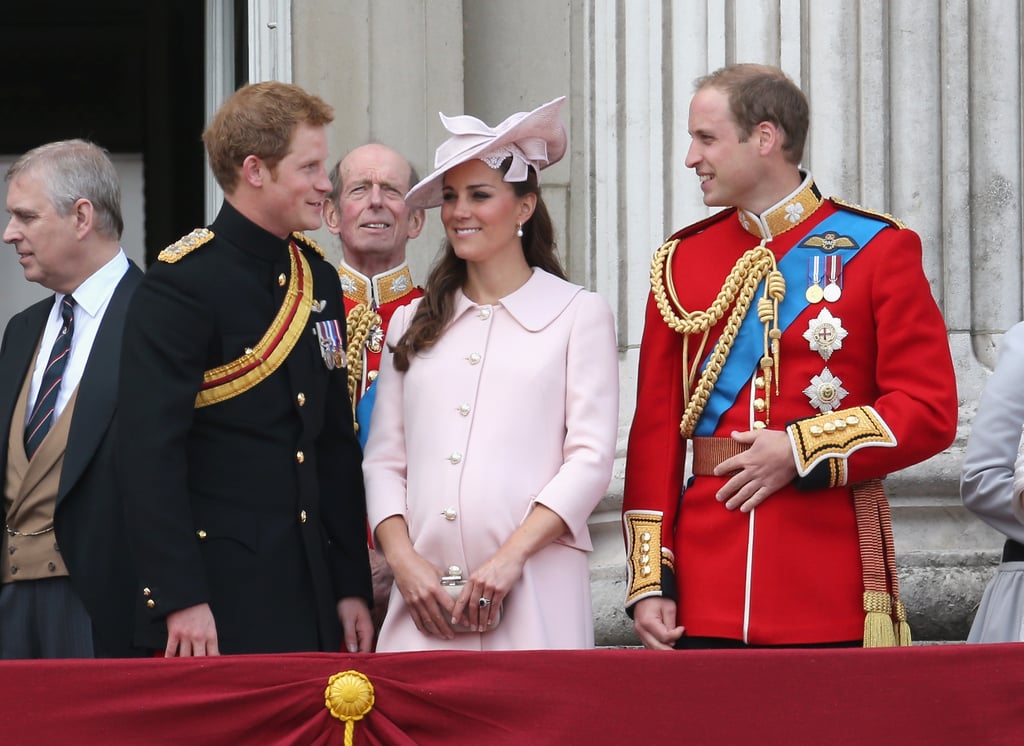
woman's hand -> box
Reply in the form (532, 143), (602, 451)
(451, 549), (525, 632)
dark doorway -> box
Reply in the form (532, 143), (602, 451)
(0, 1), (207, 266)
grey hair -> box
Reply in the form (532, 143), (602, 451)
(326, 143), (420, 204)
(5, 139), (124, 240)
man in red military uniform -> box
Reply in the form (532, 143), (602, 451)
(323, 143), (424, 626)
(622, 64), (958, 649)
(324, 143), (424, 448)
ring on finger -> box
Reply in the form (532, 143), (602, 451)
(478, 597), (492, 608)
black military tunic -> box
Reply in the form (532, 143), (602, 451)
(118, 201), (371, 653)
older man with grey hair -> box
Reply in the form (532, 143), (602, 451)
(0, 139), (143, 658)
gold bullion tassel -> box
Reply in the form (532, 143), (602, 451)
(325, 670), (375, 746)
(862, 590), (897, 648)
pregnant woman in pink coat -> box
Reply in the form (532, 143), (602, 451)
(362, 97), (619, 651)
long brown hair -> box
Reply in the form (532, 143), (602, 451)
(391, 158), (565, 371)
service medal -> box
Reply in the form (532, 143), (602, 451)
(314, 319), (345, 370)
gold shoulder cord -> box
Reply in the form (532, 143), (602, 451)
(650, 239), (785, 437)
(345, 303), (382, 429)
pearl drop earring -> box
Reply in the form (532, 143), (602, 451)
(516, 223), (523, 237)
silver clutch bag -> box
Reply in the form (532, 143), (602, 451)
(441, 573), (503, 631)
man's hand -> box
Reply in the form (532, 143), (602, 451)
(714, 429), (798, 512)
(337, 597), (374, 653)
(632, 597), (685, 650)
(165, 603), (219, 657)
(369, 548), (393, 631)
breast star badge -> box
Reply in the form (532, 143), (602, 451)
(803, 367), (849, 412)
(803, 308), (848, 361)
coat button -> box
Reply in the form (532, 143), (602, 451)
(368, 370), (378, 382)
(447, 565), (462, 576)
(143, 587), (152, 597)
(196, 529), (208, 540)
(278, 273), (287, 286)
(300, 510), (308, 523)
(467, 353), (481, 365)
(296, 392), (306, 406)
(147, 599), (156, 609)
(478, 307), (492, 320)
(457, 403), (471, 416)
(448, 452), (463, 464)
(296, 450), (305, 463)
(441, 507), (457, 521)
(753, 398), (766, 412)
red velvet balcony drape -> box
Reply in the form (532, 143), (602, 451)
(3, 645), (1022, 745)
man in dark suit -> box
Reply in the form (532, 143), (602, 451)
(0, 139), (143, 658)
(118, 82), (373, 656)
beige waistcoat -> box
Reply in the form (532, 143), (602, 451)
(2, 365), (78, 583)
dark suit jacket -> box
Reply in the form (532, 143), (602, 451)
(118, 203), (371, 654)
(0, 261), (144, 657)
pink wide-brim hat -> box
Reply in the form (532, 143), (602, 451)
(405, 96), (567, 210)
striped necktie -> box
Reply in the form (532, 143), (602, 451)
(24, 295), (76, 459)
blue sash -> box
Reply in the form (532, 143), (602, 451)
(693, 210), (888, 436)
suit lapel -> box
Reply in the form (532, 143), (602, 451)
(0, 298), (53, 479)
(59, 263), (143, 499)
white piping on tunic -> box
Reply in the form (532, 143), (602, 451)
(743, 508), (755, 644)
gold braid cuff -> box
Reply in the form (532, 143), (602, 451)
(787, 405), (896, 482)
(650, 238), (785, 437)
(345, 303), (382, 428)
(623, 511), (673, 606)
(196, 243), (313, 408)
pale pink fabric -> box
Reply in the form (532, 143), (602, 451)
(363, 268), (618, 651)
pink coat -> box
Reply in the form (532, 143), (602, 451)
(363, 268), (618, 651)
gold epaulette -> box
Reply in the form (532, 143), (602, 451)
(664, 207), (737, 244)
(291, 231), (326, 260)
(788, 405), (897, 484)
(158, 228), (214, 263)
(829, 197), (907, 230)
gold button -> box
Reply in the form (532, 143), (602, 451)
(448, 452), (463, 464)
(300, 510), (307, 523)
(147, 599), (156, 609)
(754, 376), (766, 389)
(823, 421), (837, 433)
(834, 418), (847, 430)
(278, 273), (286, 286)
(296, 450), (305, 463)
(196, 529), (208, 540)
(143, 587), (152, 597)
(752, 421), (766, 430)
(753, 398), (766, 412)
(641, 532), (651, 542)
(641, 543), (650, 553)
(846, 415), (860, 426)
(641, 566), (652, 576)
(441, 507), (457, 521)
(640, 555), (650, 565)
(810, 424), (824, 436)
(244, 347), (254, 355)
(296, 392), (306, 406)
(467, 353), (481, 365)
(368, 370), (378, 382)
